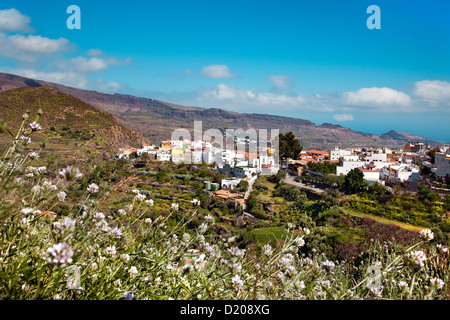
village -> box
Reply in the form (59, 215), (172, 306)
(288, 142), (450, 193)
(117, 139), (450, 204)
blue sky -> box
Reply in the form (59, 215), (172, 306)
(0, 0), (449, 141)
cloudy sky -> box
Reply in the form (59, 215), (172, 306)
(0, 1), (449, 141)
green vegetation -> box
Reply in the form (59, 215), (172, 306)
(279, 132), (302, 161)
(343, 168), (369, 194)
(307, 161), (337, 174)
(0, 114), (449, 300)
(0, 86), (146, 163)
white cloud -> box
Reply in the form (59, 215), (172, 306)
(7, 34), (69, 53)
(87, 49), (103, 57)
(56, 56), (130, 74)
(198, 84), (305, 111)
(333, 113), (354, 122)
(201, 65), (239, 79)
(11, 68), (88, 88)
(95, 78), (122, 92)
(268, 75), (293, 89)
(204, 83), (239, 100)
(0, 33), (70, 61)
(413, 80), (450, 104)
(0, 8), (34, 33)
(70, 57), (109, 73)
(343, 87), (412, 108)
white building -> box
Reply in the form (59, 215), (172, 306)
(170, 140), (184, 149)
(192, 151), (202, 164)
(233, 166), (257, 178)
(357, 167), (382, 186)
(336, 156), (366, 175)
(435, 153), (450, 178)
(380, 165), (421, 184)
(261, 164), (279, 176)
(329, 147), (352, 161)
(365, 153), (387, 163)
(157, 150), (171, 162)
(336, 154), (390, 175)
(221, 178), (242, 190)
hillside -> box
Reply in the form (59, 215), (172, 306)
(0, 72), (444, 149)
(380, 130), (438, 145)
(0, 86), (150, 162)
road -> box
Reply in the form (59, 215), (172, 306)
(283, 174), (326, 194)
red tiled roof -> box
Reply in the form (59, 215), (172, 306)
(306, 150), (329, 155)
(215, 189), (229, 195)
(403, 154), (419, 157)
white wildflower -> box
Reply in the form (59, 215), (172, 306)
(105, 245), (116, 256)
(370, 286), (383, 298)
(59, 166), (82, 180)
(227, 246), (246, 258)
(128, 266), (139, 277)
(231, 274), (244, 289)
(404, 250), (427, 270)
(430, 277), (445, 290)
(419, 229), (434, 241)
(182, 233), (191, 243)
(19, 136), (31, 144)
(29, 121), (42, 131)
(134, 193), (146, 202)
(120, 254), (131, 262)
(262, 244), (273, 256)
(53, 217), (76, 238)
(93, 212), (105, 220)
(95, 220), (110, 232)
(20, 217), (31, 228)
(110, 227), (122, 239)
(44, 243), (74, 267)
(21, 207), (35, 216)
(198, 223), (208, 233)
(436, 244), (448, 254)
(294, 236), (305, 247)
(321, 260), (336, 271)
(278, 254), (294, 270)
(284, 265), (297, 277)
(232, 263), (242, 273)
(56, 191), (67, 202)
(87, 183), (99, 193)
(28, 152), (39, 160)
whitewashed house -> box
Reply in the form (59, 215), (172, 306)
(435, 153), (450, 178)
(357, 167), (382, 186)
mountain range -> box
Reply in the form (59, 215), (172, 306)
(0, 72), (445, 151)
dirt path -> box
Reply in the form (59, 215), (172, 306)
(340, 207), (424, 232)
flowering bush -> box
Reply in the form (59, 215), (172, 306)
(0, 115), (449, 300)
